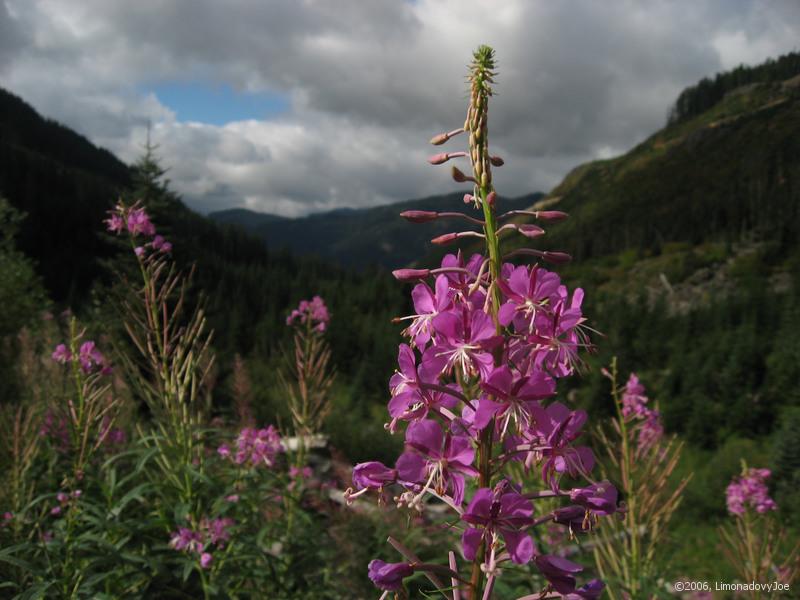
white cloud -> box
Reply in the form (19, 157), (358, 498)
(1, 0), (798, 215)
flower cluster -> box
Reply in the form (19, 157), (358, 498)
(50, 489), (81, 517)
(217, 426), (283, 468)
(170, 516), (235, 569)
(105, 203), (172, 256)
(726, 467), (778, 516)
(52, 340), (112, 375)
(621, 373), (663, 453)
(286, 295), (330, 332)
(350, 46), (614, 598)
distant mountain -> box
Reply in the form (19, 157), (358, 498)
(209, 192), (544, 269)
(210, 208), (289, 227)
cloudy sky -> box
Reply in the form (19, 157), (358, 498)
(1, 1), (798, 216)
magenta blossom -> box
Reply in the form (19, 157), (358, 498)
(473, 365), (555, 432)
(367, 560), (414, 591)
(569, 481), (618, 517)
(388, 345), (454, 426)
(403, 275), (454, 347)
(525, 402), (595, 491)
(126, 208), (156, 237)
(461, 486), (535, 564)
(433, 307), (502, 380)
(396, 419), (477, 506)
(170, 528), (204, 553)
(228, 426), (283, 468)
(534, 555), (584, 594)
(77, 341), (111, 375)
(51, 344), (72, 364)
(621, 373), (649, 419)
(726, 468), (777, 516)
(286, 295), (330, 331)
(200, 552), (213, 569)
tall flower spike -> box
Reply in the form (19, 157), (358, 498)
(467, 45), (496, 193)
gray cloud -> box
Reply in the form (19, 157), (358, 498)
(1, 0), (798, 215)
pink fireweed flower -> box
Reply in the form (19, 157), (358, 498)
(432, 307), (502, 380)
(230, 426), (283, 467)
(569, 481), (618, 518)
(200, 552), (213, 569)
(534, 554), (604, 597)
(151, 234), (172, 253)
(401, 275), (454, 347)
(286, 295), (330, 331)
(621, 373), (649, 419)
(396, 419), (478, 506)
(170, 527), (204, 553)
(104, 212), (125, 233)
(637, 407), (664, 453)
(1, 512), (12, 528)
(461, 486), (535, 565)
(368, 560), (414, 591)
(126, 208), (156, 237)
(523, 402), (595, 491)
(202, 517), (234, 546)
(497, 264), (562, 331)
(225, 494), (240, 503)
(78, 340), (111, 375)
(387, 345), (455, 426)
(726, 468), (777, 516)
(473, 365), (555, 432)
(51, 343), (72, 364)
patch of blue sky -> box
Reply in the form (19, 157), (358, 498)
(144, 81), (290, 125)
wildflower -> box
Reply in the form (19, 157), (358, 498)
(79, 341), (111, 374)
(367, 560), (414, 591)
(621, 373), (649, 419)
(170, 527), (204, 553)
(569, 481), (618, 517)
(534, 554), (584, 594)
(726, 468), (777, 516)
(105, 212), (125, 233)
(151, 234), (172, 253)
(461, 486), (535, 564)
(202, 517), (234, 545)
(432, 307), (502, 380)
(286, 296), (330, 331)
(221, 426), (283, 468)
(51, 343), (72, 363)
(526, 402), (595, 491)
(126, 208), (156, 237)
(225, 494), (240, 503)
(473, 365), (555, 432)
(396, 419), (478, 506)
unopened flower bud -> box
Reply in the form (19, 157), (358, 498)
(428, 153), (449, 165)
(392, 268), (430, 281)
(518, 224), (545, 238)
(463, 194), (475, 204)
(451, 166), (469, 183)
(486, 191), (496, 207)
(480, 172), (489, 187)
(537, 211), (569, 222)
(431, 233), (459, 245)
(430, 133), (449, 146)
(400, 210), (438, 223)
(542, 251), (572, 265)
(490, 155), (505, 166)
